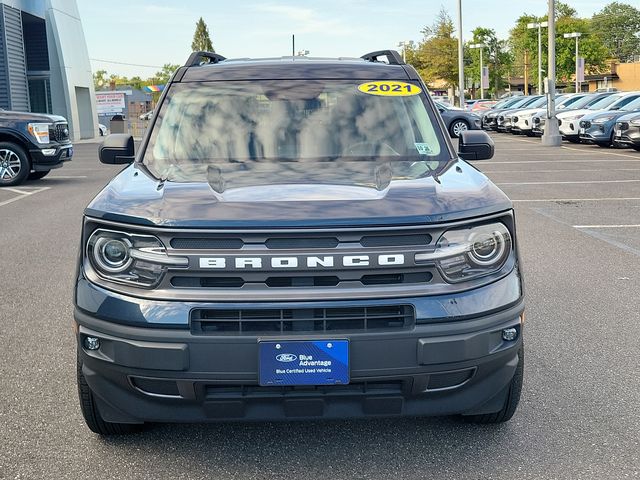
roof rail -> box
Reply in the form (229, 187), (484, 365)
(185, 51), (227, 67)
(361, 50), (405, 66)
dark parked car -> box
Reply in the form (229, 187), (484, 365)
(76, 50), (524, 434)
(482, 96), (538, 131)
(435, 102), (482, 137)
(0, 108), (72, 186)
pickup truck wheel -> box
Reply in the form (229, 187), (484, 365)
(77, 351), (142, 435)
(28, 170), (50, 180)
(0, 142), (30, 187)
(462, 346), (524, 424)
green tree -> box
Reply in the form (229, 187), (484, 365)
(191, 17), (214, 52)
(409, 9), (459, 89)
(466, 28), (513, 98)
(592, 2), (640, 62)
(509, 4), (608, 91)
(93, 69), (109, 89)
(152, 64), (181, 85)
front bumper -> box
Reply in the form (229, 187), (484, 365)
(579, 123), (612, 143)
(614, 122), (640, 146)
(29, 143), (73, 171)
(75, 280), (524, 423)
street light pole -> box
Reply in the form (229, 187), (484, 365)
(541, 0), (561, 146)
(564, 32), (582, 92)
(527, 21), (548, 95)
(457, 0), (465, 108)
(469, 43), (486, 99)
(397, 41), (414, 63)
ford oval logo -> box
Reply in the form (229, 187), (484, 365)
(276, 353), (297, 363)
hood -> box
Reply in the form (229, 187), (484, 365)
(0, 110), (66, 123)
(85, 161), (512, 228)
(557, 108), (593, 120)
(581, 110), (632, 122)
(616, 111), (640, 122)
(510, 108), (543, 117)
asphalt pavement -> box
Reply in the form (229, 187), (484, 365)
(0, 135), (639, 479)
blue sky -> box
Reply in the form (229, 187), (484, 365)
(77, 0), (606, 78)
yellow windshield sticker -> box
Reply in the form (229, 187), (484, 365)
(357, 81), (422, 96)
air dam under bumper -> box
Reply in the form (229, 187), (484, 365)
(75, 303), (524, 423)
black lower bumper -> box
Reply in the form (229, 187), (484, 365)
(29, 143), (73, 171)
(75, 302), (524, 423)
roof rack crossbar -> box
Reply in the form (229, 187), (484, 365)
(361, 50), (405, 66)
(185, 51), (227, 67)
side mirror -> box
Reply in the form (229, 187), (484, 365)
(458, 130), (494, 160)
(99, 134), (135, 164)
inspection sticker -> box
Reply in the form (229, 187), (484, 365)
(414, 143), (433, 154)
(357, 81), (422, 96)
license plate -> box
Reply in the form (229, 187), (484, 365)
(259, 339), (349, 386)
(580, 128), (585, 134)
(616, 129), (622, 138)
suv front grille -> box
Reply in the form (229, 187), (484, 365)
(191, 305), (414, 335)
(49, 123), (70, 142)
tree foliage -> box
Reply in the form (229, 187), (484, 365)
(408, 9), (459, 89)
(591, 2), (640, 62)
(466, 28), (513, 97)
(191, 17), (214, 52)
(508, 2), (608, 91)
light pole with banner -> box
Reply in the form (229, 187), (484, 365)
(456, 0), (465, 108)
(563, 32), (583, 92)
(542, 0), (562, 146)
(469, 43), (486, 99)
(527, 21), (548, 94)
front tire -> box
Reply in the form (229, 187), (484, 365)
(28, 170), (50, 180)
(463, 346), (524, 424)
(77, 351), (142, 435)
(450, 119), (469, 138)
(0, 142), (30, 187)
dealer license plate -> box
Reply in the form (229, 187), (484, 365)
(580, 128), (585, 134)
(259, 340), (349, 386)
(615, 129), (622, 138)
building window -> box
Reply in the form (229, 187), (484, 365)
(28, 78), (52, 114)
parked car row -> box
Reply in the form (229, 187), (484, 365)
(480, 91), (640, 150)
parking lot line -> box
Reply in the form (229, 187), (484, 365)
(574, 224), (640, 228)
(479, 159), (640, 164)
(496, 179), (640, 186)
(512, 197), (640, 202)
(561, 145), (640, 159)
(46, 175), (88, 179)
(0, 186), (50, 207)
(483, 168), (640, 173)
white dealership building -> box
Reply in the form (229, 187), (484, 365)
(0, 0), (96, 139)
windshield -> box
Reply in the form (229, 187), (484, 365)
(525, 96), (548, 109)
(143, 80), (450, 186)
(588, 94), (623, 110)
(557, 95), (584, 109)
(620, 96), (640, 112)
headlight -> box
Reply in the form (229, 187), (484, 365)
(415, 222), (512, 283)
(27, 123), (51, 144)
(593, 116), (615, 124)
(563, 114), (584, 122)
(630, 119), (640, 126)
(86, 229), (188, 288)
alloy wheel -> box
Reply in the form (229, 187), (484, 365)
(0, 149), (21, 181)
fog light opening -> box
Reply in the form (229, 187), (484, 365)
(84, 336), (101, 351)
(502, 328), (518, 342)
